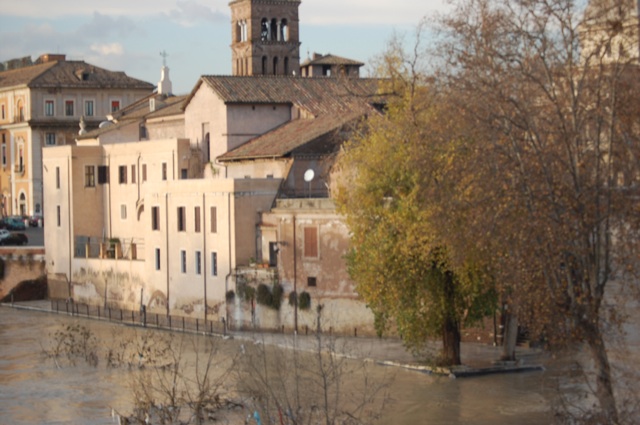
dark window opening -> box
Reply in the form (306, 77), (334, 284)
(98, 165), (109, 184)
(307, 277), (317, 287)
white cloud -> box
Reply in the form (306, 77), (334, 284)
(301, 0), (448, 25)
(165, 0), (227, 27)
(2, 0), (229, 19)
(90, 42), (124, 56)
(2, 0), (444, 26)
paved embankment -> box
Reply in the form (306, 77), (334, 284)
(2, 300), (546, 377)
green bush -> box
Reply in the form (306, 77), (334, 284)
(256, 284), (272, 306)
(271, 283), (283, 309)
(288, 291), (297, 306)
(299, 291), (311, 310)
(225, 290), (235, 302)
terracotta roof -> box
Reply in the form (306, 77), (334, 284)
(110, 94), (186, 122)
(196, 76), (382, 117)
(77, 94), (187, 140)
(301, 53), (364, 67)
(218, 111), (367, 161)
(0, 59), (154, 90)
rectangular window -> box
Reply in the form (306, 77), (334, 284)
(177, 207), (186, 231)
(304, 227), (318, 258)
(98, 165), (109, 184)
(210, 207), (217, 233)
(131, 165), (136, 183)
(152, 206), (160, 230)
(57, 206), (61, 227)
(85, 100), (94, 117)
(181, 250), (187, 273)
(155, 248), (161, 270)
(121, 205), (127, 220)
(65, 100), (74, 116)
(142, 164), (147, 182)
(195, 251), (202, 275)
(2, 141), (6, 166)
(45, 133), (56, 146)
(194, 207), (201, 233)
(111, 100), (120, 112)
(118, 165), (127, 184)
(1, 105), (4, 119)
(211, 252), (218, 276)
(45, 100), (54, 116)
(85, 165), (95, 187)
(56, 167), (60, 189)
(308, 277), (317, 287)
(162, 162), (167, 181)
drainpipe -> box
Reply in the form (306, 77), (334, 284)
(293, 214), (298, 333)
(202, 193), (207, 321)
(107, 154), (112, 238)
(67, 155), (73, 300)
(165, 193), (170, 316)
(224, 191), (233, 326)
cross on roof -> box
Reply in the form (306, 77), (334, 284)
(160, 50), (169, 67)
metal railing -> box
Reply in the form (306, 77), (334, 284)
(50, 299), (227, 336)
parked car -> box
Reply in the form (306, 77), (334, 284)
(29, 215), (43, 227)
(4, 217), (26, 230)
(0, 232), (28, 245)
(0, 229), (10, 241)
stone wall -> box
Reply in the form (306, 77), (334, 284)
(0, 250), (46, 300)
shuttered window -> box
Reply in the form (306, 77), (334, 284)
(304, 227), (318, 258)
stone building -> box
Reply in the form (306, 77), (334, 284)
(0, 54), (153, 217)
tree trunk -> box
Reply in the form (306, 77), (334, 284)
(442, 316), (461, 365)
(501, 312), (518, 361)
(585, 321), (619, 424)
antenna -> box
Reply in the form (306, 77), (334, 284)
(303, 169), (314, 198)
(303, 169), (314, 182)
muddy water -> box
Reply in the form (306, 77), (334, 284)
(0, 307), (556, 424)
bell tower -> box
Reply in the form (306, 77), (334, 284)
(230, 0), (301, 76)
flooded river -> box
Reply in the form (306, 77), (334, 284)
(0, 306), (580, 424)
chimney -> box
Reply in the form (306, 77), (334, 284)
(36, 54), (66, 64)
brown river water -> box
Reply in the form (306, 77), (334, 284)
(3, 305), (633, 424)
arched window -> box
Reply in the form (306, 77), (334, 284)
(271, 18), (278, 41)
(235, 21), (242, 43)
(204, 132), (210, 162)
(19, 192), (26, 216)
(17, 100), (24, 122)
(261, 18), (269, 41)
(281, 19), (288, 41)
(273, 57), (279, 75)
(262, 56), (268, 75)
(284, 57), (289, 75)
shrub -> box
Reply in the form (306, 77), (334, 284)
(288, 291), (297, 307)
(256, 284), (272, 306)
(225, 290), (235, 302)
(299, 291), (311, 310)
(271, 283), (283, 309)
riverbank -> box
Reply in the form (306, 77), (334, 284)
(1, 300), (546, 378)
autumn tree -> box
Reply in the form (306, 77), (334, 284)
(334, 31), (497, 366)
(432, 0), (640, 422)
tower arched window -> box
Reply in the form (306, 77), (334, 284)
(262, 56), (268, 75)
(281, 19), (288, 41)
(261, 18), (269, 41)
(271, 18), (278, 41)
(273, 57), (279, 75)
(235, 21), (242, 43)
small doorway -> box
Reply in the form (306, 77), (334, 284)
(269, 242), (278, 267)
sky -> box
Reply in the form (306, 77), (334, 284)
(0, 0), (449, 94)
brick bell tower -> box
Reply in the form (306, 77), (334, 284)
(230, 0), (301, 76)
